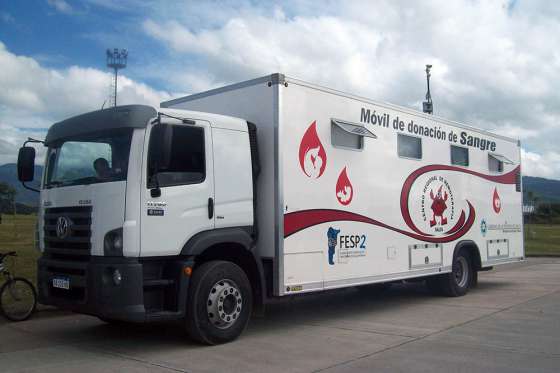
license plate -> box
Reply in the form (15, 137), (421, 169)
(52, 277), (70, 290)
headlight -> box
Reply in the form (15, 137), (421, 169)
(104, 228), (123, 256)
(112, 269), (122, 285)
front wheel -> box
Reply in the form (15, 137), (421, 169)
(0, 277), (37, 321)
(186, 261), (252, 345)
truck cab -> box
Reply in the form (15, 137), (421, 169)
(18, 105), (262, 344)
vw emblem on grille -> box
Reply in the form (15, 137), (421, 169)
(56, 216), (71, 239)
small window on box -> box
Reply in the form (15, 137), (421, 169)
(488, 153), (513, 173)
(331, 119), (376, 150)
(451, 145), (469, 166)
(398, 134), (422, 159)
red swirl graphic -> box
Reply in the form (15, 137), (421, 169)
(284, 164), (520, 243)
(399, 164), (519, 236)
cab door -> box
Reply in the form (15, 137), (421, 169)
(140, 119), (214, 257)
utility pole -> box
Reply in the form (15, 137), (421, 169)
(106, 48), (128, 107)
(423, 64), (433, 115)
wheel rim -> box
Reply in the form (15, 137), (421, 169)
(1, 280), (35, 321)
(206, 279), (242, 330)
(454, 257), (469, 288)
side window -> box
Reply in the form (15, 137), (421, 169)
(450, 145), (469, 166)
(331, 119), (376, 151)
(397, 133), (422, 159)
(332, 123), (362, 149)
(488, 154), (504, 173)
(148, 125), (205, 187)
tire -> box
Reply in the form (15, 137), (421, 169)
(0, 278), (37, 322)
(470, 268), (479, 288)
(186, 261), (252, 345)
(439, 250), (473, 297)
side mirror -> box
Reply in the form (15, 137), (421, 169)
(17, 146), (36, 182)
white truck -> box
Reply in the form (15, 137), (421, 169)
(17, 73), (523, 344)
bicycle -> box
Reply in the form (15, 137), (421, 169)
(0, 251), (37, 321)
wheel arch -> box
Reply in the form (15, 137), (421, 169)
(453, 240), (482, 271)
(181, 227), (265, 315)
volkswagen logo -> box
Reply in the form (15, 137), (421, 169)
(56, 216), (71, 239)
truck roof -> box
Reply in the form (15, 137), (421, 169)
(161, 73), (519, 144)
(45, 105), (248, 145)
(158, 108), (248, 132)
(45, 105), (157, 145)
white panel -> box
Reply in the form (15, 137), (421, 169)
(487, 239), (509, 259)
(284, 252), (323, 287)
(212, 127), (253, 228)
(409, 244), (443, 269)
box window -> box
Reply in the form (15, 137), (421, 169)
(398, 134), (422, 159)
(488, 153), (513, 173)
(451, 145), (469, 166)
(331, 119), (376, 150)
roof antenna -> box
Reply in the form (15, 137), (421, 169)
(423, 64), (433, 115)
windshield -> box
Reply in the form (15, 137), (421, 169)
(44, 128), (133, 189)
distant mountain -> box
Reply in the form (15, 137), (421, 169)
(0, 163), (43, 206)
(0, 163), (559, 206)
(523, 176), (560, 203)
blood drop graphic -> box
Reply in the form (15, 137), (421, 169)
(298, 121), (327, 178)
(493, 187), (501, 213)
(336, 167), (353, 206)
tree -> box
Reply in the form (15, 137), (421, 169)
(0, 182), (16, 214)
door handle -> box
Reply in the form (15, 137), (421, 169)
(208, 198), (214, 219)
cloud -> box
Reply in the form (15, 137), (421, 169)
(0, 11), (15, 24)
(1, 1), (560, 180)
(521, 149), (560, 179)
(142, 0), (560, 178)
(47, 0), (74, 14)
(0, 41), (170, 164)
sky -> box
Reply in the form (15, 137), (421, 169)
(1, 0), (559, 179)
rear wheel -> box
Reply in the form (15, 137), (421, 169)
(186, 261), (252, 345)
(0, 278), (37, 321)
(426, 250), (473, 297)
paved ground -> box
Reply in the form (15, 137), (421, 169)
(1, 258), (560, 372)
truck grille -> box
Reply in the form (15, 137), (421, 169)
(44, 206), (92, 260)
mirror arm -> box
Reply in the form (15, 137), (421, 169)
(23, 137), (44, 146)
(21, 182), (40, 193)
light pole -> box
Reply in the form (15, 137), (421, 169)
(423, 64), (433, 115)
(106, 48), (128, 107)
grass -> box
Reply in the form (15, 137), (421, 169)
(0, 214), (39, 284)
(0, 214), (40, 318)
(524, 224), (560, 256)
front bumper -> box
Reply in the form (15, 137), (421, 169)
(38, 255), (190, 322)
